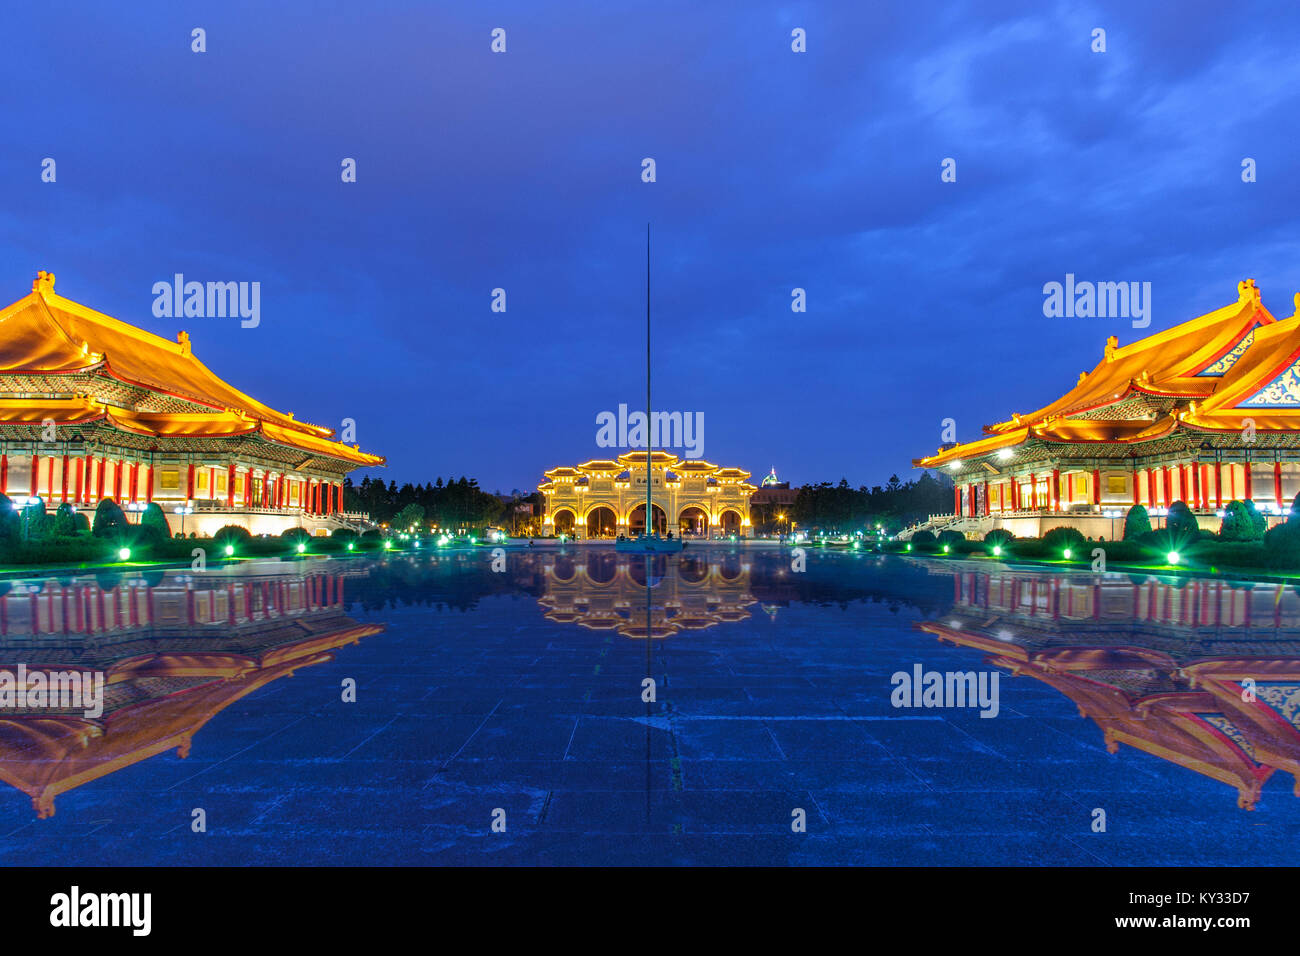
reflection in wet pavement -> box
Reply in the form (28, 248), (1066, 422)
(0, 548), (1296, 865)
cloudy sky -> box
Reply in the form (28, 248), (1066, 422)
(3, 0), (1298, 492)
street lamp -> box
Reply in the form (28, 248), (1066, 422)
(173, 501), (194, 536)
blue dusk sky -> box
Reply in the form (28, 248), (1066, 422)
(2, 0), (1298, 493)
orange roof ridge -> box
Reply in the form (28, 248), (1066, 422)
(14, 272), (336, 439)
(985, 281), (1268, 434)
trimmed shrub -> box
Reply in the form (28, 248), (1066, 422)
(984, 529), (1014, 548)
(0, 494), (18, 539)
(1043, 526), (1087, 558)
(92, 498), (129, 539)
(1221, 500), (1264, 542)
(1246, 499), (1267, 539)
(937, 530), (965, 551)
(331, 528), (358, 541)
(73, 512), (91, 534)
(1166, 500), (1199, 543)
(1290, 492), (1300, 525)
(52, 503), (79, 537)
(281, 527), (311, 546)
(1265, 522), (1300, 563)
(136, 502), (171, 543)
(213, 526), (253, 553)
(1123, 504), (1150, 541)
(910, 530), (937, 550)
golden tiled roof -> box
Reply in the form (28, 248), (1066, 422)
(0, 273), (383, 467)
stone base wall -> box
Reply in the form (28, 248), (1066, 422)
(956, 512), (1285, 541)
(168, 510), (355, 538)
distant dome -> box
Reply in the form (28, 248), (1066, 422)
(761, 467), (781, 487)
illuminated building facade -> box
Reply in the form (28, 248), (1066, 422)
(0, 273), (383, 536)
(539, 452), (755, 537)
(913, 280), (1300, 538)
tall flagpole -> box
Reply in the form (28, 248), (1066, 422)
(646, 222), (652, 536)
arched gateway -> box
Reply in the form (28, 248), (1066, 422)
(540, 452), (755, 539)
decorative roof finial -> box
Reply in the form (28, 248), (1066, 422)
(176, 330), (191, 354)
(32, 270), (55, 293)
(1104, 335), (1118, 361)
(1238, 278), (1260, 302)
(1293, 292), (1300, 317)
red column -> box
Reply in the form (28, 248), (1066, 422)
(1131, 467), (1139, 505)
(74, 457), (83, 504)
(1028, 472), (1037, 509)
(130, 462), (139, 503)
(83, 454), (93, 503)
(954, 485), (962, 516)
(30, 454), (40, 498)
(245, 468), (254, 506)
(60, 455), (69, 502)
(228, 464), (236, 508)
(1092, 469), (1101, 505)
(983, 481), (990, 517)
(1178, 464), (1187, 504)
(1244, 464), (1252, 501)
(1214, 462), (1223, 508)
(1, 454), (7, 495)
(144, 464), (153, 503)
(186, 463), (195, 501)
(96, 456), (105, 501)
(1162, 466), (1171, 507)
(1276, 461), (1284, 509)
(1147, 469), (1156, 507)
(1051, 469), (1060, 512)
(114, 460), (124, 502)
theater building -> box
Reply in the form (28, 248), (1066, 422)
(912, 279), (1300, 539)
(539, 452), (755, 537)
(0, 272), (383, 536)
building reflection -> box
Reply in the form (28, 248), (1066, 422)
(0, 565), (381, 818)
(919, 568), (1300, 809)
(537, 551), (755, 638)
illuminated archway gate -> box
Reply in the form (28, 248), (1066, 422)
(539, 453), (755, 538)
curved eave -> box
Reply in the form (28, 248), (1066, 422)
(0, 399), (107, 426)
(914, 427), (1031, 469)
(258, 422), (385, 467)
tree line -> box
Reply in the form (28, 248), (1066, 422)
(344, 475), (542, 530)
(750, 473), (955, 534)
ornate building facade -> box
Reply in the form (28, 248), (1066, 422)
(539, 452), (755, 537)
(0, 272), (383, 536)
(912, 280), (1300, 538)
